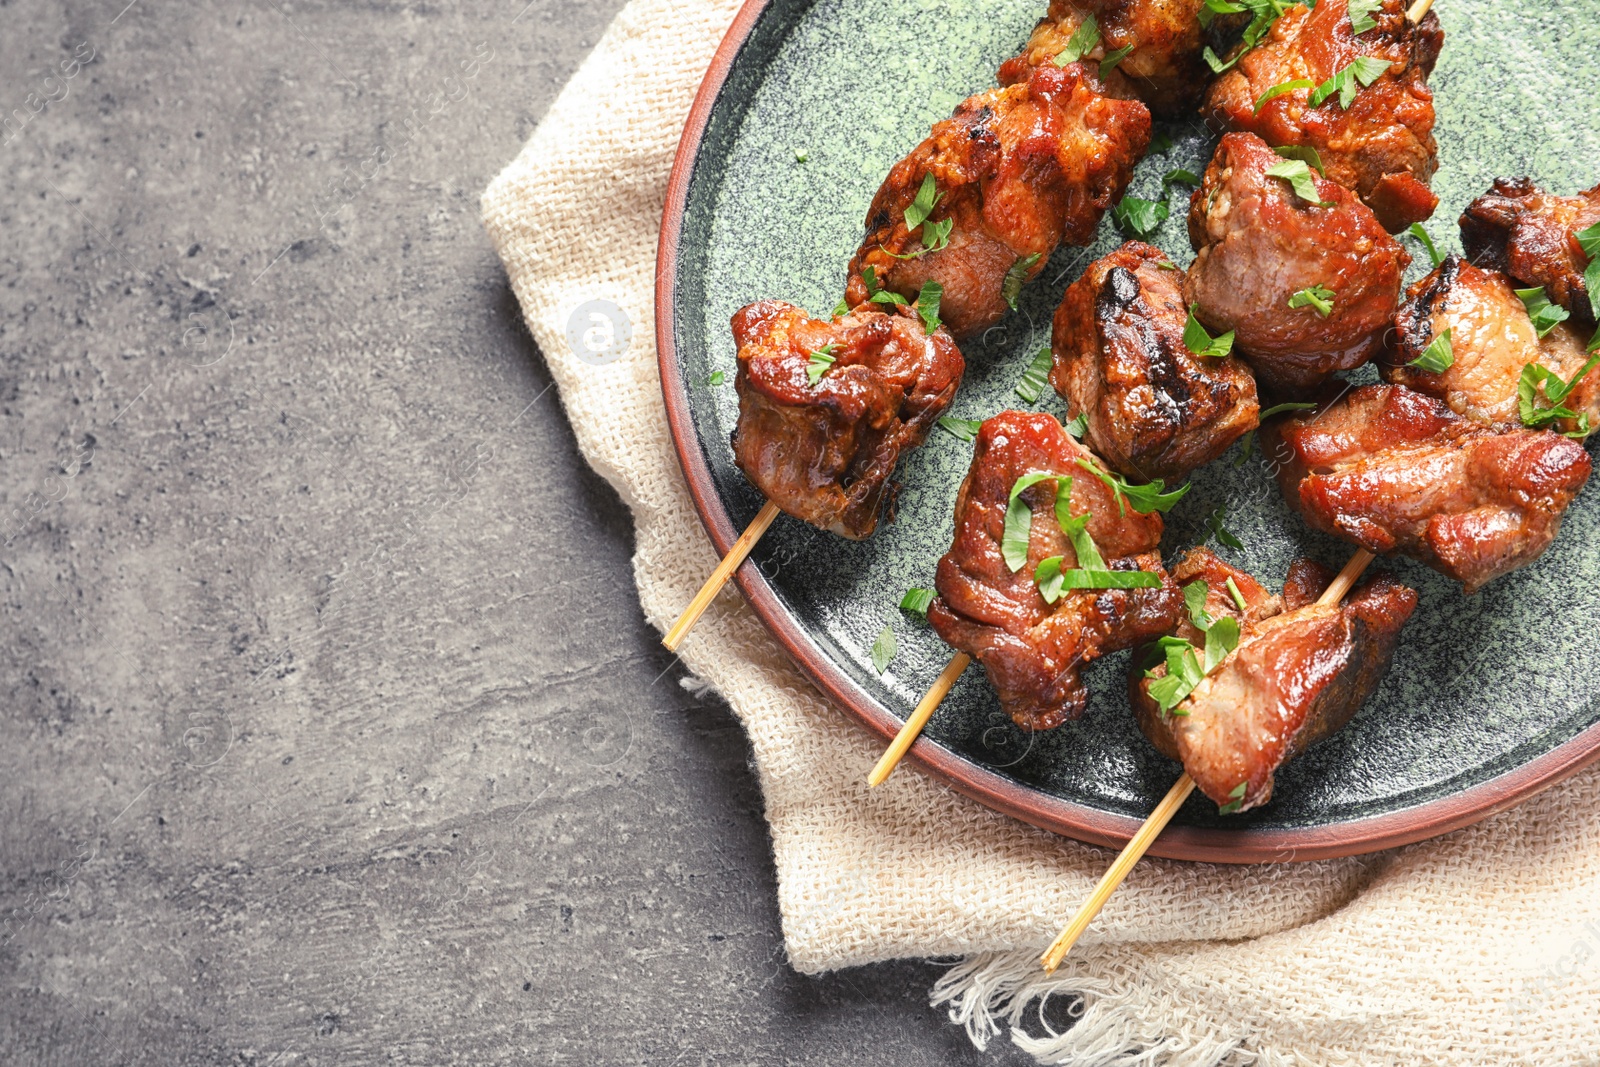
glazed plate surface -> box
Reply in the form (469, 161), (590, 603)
(656, 0), (1600, 860)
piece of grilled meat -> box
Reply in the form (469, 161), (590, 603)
(1050, 241), (1259, 480)
(927, 412), (1180, 730)
(1202, 0), (1442, 233)
(845, 60), (1150, 339)
(1003, 0), (1242, 116)
(1385, 255), (1600, 433)
(729, 299), (964, 539)
(1132, 549), (1417, 811)
(1264, 384), (1593, 593)
(1459, 177), (1600, 324)
(1185, 132), (1408, 393)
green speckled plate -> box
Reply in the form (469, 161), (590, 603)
(656, 0), (1600, 861)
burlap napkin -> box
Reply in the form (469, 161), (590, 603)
(481, 0), (1600, 1060)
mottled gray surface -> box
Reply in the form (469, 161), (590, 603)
(0, 2), (1032, 1063)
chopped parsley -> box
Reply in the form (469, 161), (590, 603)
(904, 173), (942, 231)
(1202, 0), (1290, 73)
(1265, 158), (1331, 207)
(1578, 221), (1600, 312)
(1064, 412), (1089, 438)
(1217, 780), (1249, 815)
(1288, 284), (1336, 317)
(805, 343), (839, 385)
(1034, 488), (1161, 602)
(1113, 195), (1170, 237)
(1273, 144), (1324, 174)
(1347, 0), (1382, 33)
(1100, 43), (1134, 78)
(870, 624), (897, 674)
(1516, 286), (1570, 339)
(1259, 400), (1318, 419)
(1149, 130), (1175, 154)
(899, 587), (936, 616)
(1406, 222), (1444, 267)
(1408, 327), (1453, 373)
(1054, 14), (1100, 66)
(1254, 77), (1314, 112)
(1308, 56), (1391, 109)
(1002, 252), (1043, 310)
(937, 415), (984, 442)
(1145, 614), (1241, 714)
(1519, 354), (1600, 436)
(1163, 168), (1201, 188)
(1015, 347), (1054, 403)
(1001, 472), (1058, 572)
(1184, 304), (1236, 358)
(794, 148), (809, 163)
(862, 265), (908, 306)
(915, 280), (943, 334)
(1074, 456), (1190, 516)
(708, 370), (725, 387)
(1208, 505), (1244, 550)
(831, 296), (850, 318)
(1226, 576), (1248, 613)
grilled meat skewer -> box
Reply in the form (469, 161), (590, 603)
(1460, 177), (1600, 324)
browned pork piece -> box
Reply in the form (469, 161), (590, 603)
(1263, 384), (1593, 593)
(1459, 177), (1600, 323)
(729, 299), (964, 540)
(1050, 241), (1259, 480)
(1384, 255), (1600, 433)
(1185, 132), (1408, 393)
(1003, 0), (1241, 116)
(1202, 0), (1442, 233)
(846, 60), (1150, 339)
(1131, 548), (1417, 811)
(927, 411), (1181, 730)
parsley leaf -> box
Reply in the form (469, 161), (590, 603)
(708, 369), (725, 387)
(1203, 0), (1290, 72)
(1225, 576), (1248, 613)
(1036, 555), (1162, 602)
(1145, 613), (1239, 715)
(1002, 252), (1042, 310)
(1113, 195), (1170, 237)
(831, 296), (850, 318)
(1217, 779), (1250, 815)
(1408, 327), (1453, 373)
(1163, 168), (1201, 188)
(870, 624), (896, 674)
(863, 265), (908, 305)
(870, 290), (908, 306)
(1578, 221), (1600, 314)
(904, 173), (942, 231)
(1184, 304), (1235, 358)
(1273, 144), (1324, 174)
(794, 148), (808, 163)
(1406, 222), (1444, 267)
(899, 587), (936, 616)
(1232, 430), (1254, 466)
(1259, 401), (1318, 419)
(1064, 412), (1088, 438)
(805, 344), (839, 385)
(1309, 56), (1389, 109)
(1265, 159), (1331, 206)
(1183, 579), (1215, 632)
(1208, 505), (1245, 550)
(1100, 43), (1134, 77)
(1002, 473), (1057, 572)
(1288, 284), (1336, 317)
(1255, 77), (1314, 111)
(1149, 130), (1175, 154)
(1519, 354), (1600, 434)
(1074, 456), (1190, 516)
(1516, 286), (1571, 339)
(1348, 0), (1382, 33)
(1015, 347), (1054, 403)
(1055, 14), (1100, 65)
(937, 415), (984, 442)
(915, 280), (943, 334)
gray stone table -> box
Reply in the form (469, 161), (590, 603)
(0, 1), (1041, 1063)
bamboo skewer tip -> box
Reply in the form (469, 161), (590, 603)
(867, 652), (970, 787)
(1405, 0), (1435, 23)
(662, 500), (782, 652)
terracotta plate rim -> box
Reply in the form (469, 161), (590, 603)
(652, 0), (1600, 863)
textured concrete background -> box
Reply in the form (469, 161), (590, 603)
(0, 1), (1037, 1063)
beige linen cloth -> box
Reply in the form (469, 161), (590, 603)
(482, 0), (1600, 1060)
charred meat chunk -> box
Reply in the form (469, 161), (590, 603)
(1185, 132), (1408, 393)
(1459, 177), (1600, 324)
(1202, 0), (1442, 233)
(927, 412), (1181, 730)
(846, 61), (1150, 339)
(1050, 241), (1259, 480)
(1264, 384), (1593, 593)
(730, 299), (964, 539)
(1385, 255), (1600, 433)
(1133, 550), (1417, 811)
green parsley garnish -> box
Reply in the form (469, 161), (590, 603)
(862, 266), (908, 306)
(831, 296), (850, 318)
(1074, 456), (1190, 516)
(1226, 576), (1248, 613)
(1002, 252), (1043, 310)
(1516, 286), (1570, 339)
(1406, 222), (1444, 268)
(937, 415), (984, 442)
(1183, 304), (1236, 358)
(1308, 56), (1390, 109)
(1149, 130), (1175, 154)
(1408, 327), (1453, 374)
(1208, 505), (1244, 550)
(1145, 615), (1241, 714)
(915, 280), (943, 334)
(1265, 158), (1331, 206)
(1064, 412), (1089, 438)
(870, 290), (908, 306)
(1232, 430), (1254, 467)
(1259, 401), (1318, 419)
(870, 624), (897, 674)
(1055, 14), (1100, 66)
(899, 587), (936, 616)
(1519, 353), (1600, 436)
(1202, 0), (1289, 73)
(805, 344), (839, 385)
(1001, 472), (1057, 572)
(1217, 780), (1249, 815)
(1577, 221), (1600, 313)
(1288, 284), (1336, 317)
(794, 148), (808, 163)
(1033, 487), (1161, 602)
(1163, 168), (1201, 188)
(1273, 144), (1324, 174)
(1347, 0), (1382, 33)
(708, 370), (725, 387)
(1015, 347), (1054, 403)
(1100, 43), (1134, 78)
(1113, 195), (1170, 237)
(1254, 78), (1314, 112)
(904, 173), (942, 231)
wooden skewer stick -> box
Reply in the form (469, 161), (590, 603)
(1038, 546), (1376, 973)
(663, 500), (782, 652)
(1405, 0), (1434, 23)
(868, 652), (972, 786)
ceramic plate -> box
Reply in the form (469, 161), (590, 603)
(656, 0), (1600, 860)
